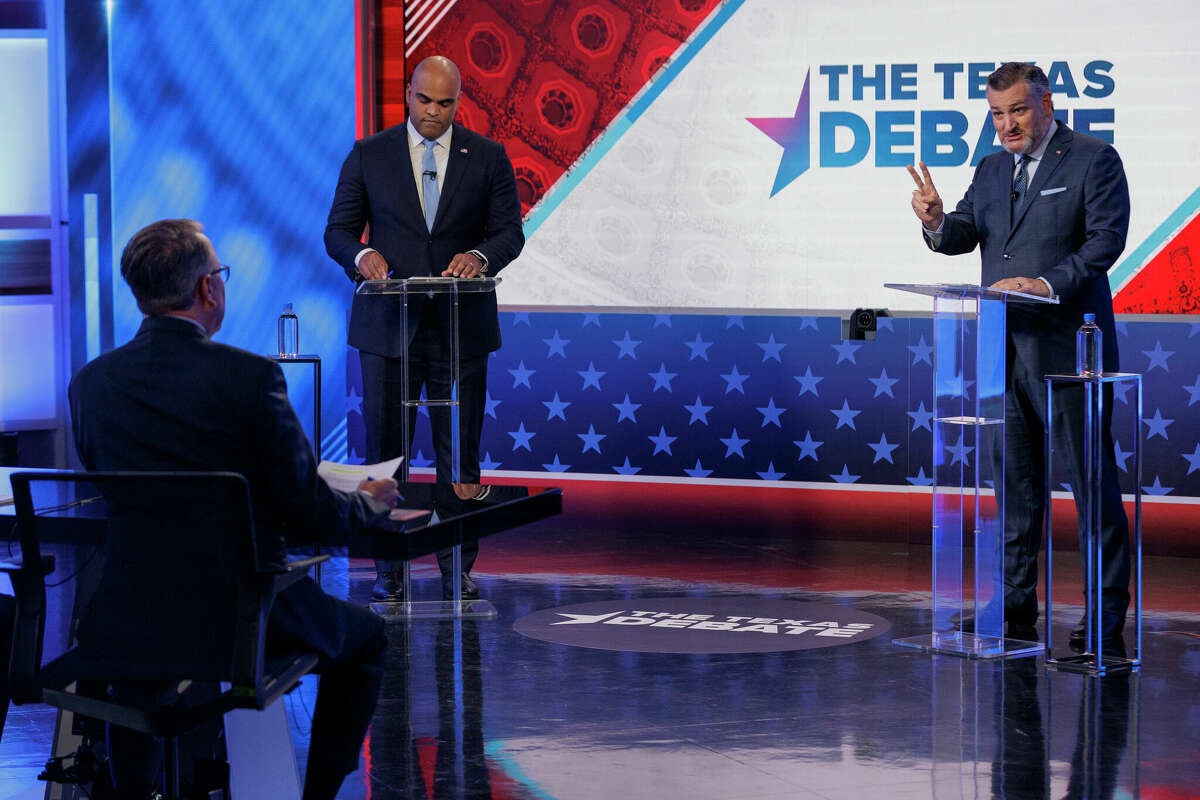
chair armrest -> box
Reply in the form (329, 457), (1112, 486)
(0, 555), (54, 575)
(268, 554), (331, 593)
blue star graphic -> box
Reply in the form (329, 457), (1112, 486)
(542, 392), (570, 421)
(1112, 439), (1132, 472)
(868, 433), (900, 464)
(411, 449), (434, 468)
(480, 451), (502, 470)
(1116, 320), (1129, 336)
(648, 426), (677, 455)
(346, 386), (363, 416)
(908, 467), (933, 486)
(613, 331), (641, 360)
(1111, 378), (1134, 405)
(1190, 322), (1200, 338)
(831, 341), (863, 364)
(346, 448), (365, 465)
(869, 368), (900, 398)
(649, 362), (678, 392)
(945, 434), (974, 466)
(684, 395), (713, 425)
(1183, 375), (1200, 406)
(830, 400), (861, 430)
(508, 423), (536, 452)
(876, 316), (895, 332)
(907, 401), (934, 432)
(1142, 408), (1173, 440)
(684, 332), (713, 361)
(613, 393), (641, 423)
(908, 335), (934, 366)
(577, 424), (605, 454)
(542, 454), (570, 472)
(757, 334), (786, 363)
(747, 69), (811, 197)
(543, 329), (570, 358)
(1142, 476), (1172, 496)
(613, 457), (641, 475)
(511, 311), (531, 326)
(720, 428), (750, 458)
(653, 315), (672, 328)
(720, 364), (751, 394)
(757, 462), (786, 480)
(484, 391), (501, 419)
(582, 313), (601, 327)
(726, 316), (744, 329)
(578, 361), (605, 391)
(831, 465), (860, 483)
(508, 360), (535, 389)
(756, 397), (786, 427)
(1142, 340), (1174, 372)
(1182, 443), (1200, 475)
(794, 366), (823, 397)
(799, 317), (820, 331)
(794, 431), (823, 461)
(683, 459), (713, 478)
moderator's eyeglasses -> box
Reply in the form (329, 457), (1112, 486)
(209, 265), (231, 282)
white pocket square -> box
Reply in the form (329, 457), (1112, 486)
(1040, 186), (1067, 196)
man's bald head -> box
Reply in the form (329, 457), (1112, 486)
(407, 56), (461, 140)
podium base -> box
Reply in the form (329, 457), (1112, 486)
(893, 631), (1043, 660)
(1046, 651), (1139, 675)
(369, 598), (499, 620)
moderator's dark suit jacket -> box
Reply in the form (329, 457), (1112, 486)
(68, 314), (390, 660)
(324, 123), (525, 360)
(930, 123), (1130, 375)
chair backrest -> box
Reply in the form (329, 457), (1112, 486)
(10, 471), (271, 692)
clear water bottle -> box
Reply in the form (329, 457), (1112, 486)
(1075, 312), (1102, 376)
(278, 303), (299, 357)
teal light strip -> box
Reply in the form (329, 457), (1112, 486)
(523, 0), (746, 238)
(1110, 184), (1200, 291)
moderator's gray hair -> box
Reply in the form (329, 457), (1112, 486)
(119, 219), (213, 315)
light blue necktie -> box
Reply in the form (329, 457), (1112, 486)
(422, 139), (439, 231)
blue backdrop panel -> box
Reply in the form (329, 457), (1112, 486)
(108, 1), (355, 454)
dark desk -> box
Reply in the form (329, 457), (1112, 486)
(2, 468), (562, 563)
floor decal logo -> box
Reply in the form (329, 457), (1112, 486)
(513, 597), (892, 654)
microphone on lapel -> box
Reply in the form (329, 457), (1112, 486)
(423, 170), (437, 180)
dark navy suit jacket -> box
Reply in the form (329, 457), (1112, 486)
(324, 123), (525, 360)
(68, 314), (389, 660)
(931, 123), (1130, 375)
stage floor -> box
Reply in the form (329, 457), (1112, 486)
(3, 518), (1199, 800)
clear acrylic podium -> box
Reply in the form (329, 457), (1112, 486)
(886, 283), (1057, 659)
(355, 276), (500, 619)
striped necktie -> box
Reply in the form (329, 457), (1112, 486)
(1012, 154), (1032, 209)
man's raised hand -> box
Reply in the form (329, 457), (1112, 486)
(907, 161), (945, 231)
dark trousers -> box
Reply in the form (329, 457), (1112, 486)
(107, 579), (385, 800)
(997, 343), (1131, 626)
(360, 306), (488, 576)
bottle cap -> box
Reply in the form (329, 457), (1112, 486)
(1083, 312), (1095, 323)
(284, 302), (293, 314)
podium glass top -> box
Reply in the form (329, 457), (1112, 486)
(356, 276), (501, 295)
(884, 283), (1059, 304)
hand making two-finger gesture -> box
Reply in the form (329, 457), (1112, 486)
(906, 161), (945, 231)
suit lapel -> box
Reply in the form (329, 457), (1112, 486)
(1010, 125), (1072, 234)
(434, 126), (473, 230)
(388, 126), (424, 224)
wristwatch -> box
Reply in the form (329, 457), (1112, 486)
(468, 249), (489, 275)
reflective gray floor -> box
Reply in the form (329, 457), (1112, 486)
(3, 527), (1199, 799)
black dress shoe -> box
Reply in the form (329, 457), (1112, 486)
(442, 572), (480, 601)
(371, 573), (403, 602)
(1069, 611), (1125, 645)
(1006, 621), (1039, 642)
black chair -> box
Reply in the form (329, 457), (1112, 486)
(2, 471), (326, 799)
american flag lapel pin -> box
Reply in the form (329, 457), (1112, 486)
(460, 147), (469, 153)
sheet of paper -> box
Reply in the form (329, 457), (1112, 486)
(317, 457), (403, 493)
